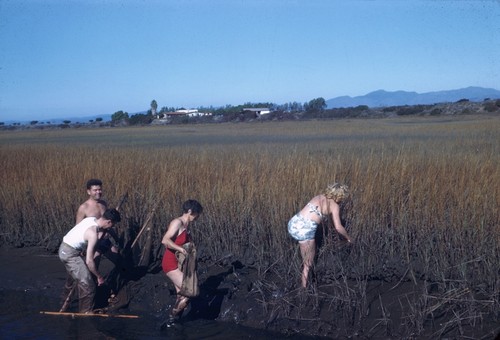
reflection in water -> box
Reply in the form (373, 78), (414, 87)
(0, 290), (317, 339)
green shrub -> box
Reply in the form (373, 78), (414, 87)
(483, 101), (499, 112)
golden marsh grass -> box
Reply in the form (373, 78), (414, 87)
(1, 117), (498, 292)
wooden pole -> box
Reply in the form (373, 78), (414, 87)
(115, 192), (129, 211)
(114, 191), (129, 243)
(40, 311), (139, 319)
(59, 283), (76, 312)
(131, 202), (158, 249)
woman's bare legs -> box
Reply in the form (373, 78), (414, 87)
(166, 269), (183, 292)
(299, 239), (316, 288)
(166, 269), (189, 317)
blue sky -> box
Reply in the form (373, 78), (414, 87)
(1, 0), (499, 122)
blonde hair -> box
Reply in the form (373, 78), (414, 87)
(324, 183), (350, 203)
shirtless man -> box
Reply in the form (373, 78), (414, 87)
(76, 179), (107, 224)
(77, 179), (118, 256)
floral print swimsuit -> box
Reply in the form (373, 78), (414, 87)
(287, 203), (323, 242)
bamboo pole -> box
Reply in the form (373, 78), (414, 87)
(40, 311), (139, 319)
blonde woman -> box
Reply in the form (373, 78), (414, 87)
(288, 183), (353, 288)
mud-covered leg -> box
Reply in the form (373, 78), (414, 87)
(171, 294), (190, 318)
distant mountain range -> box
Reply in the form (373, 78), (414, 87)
(48, 114), (112, 124)
(2, 114), (113, 125)
(326, 86), (500, 109)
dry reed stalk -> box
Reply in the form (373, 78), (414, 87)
(1, 118), (499, 336)
(424, 287), (470, 316)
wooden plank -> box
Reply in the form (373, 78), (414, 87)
(40, 311), (139, 319)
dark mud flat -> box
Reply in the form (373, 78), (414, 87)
(0, 246), (498, 339)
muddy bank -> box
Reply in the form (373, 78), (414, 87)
(0, 246), (497, 339)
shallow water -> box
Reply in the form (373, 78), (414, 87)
(0, 290), (319, 339)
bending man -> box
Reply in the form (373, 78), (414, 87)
(59, 208), (121, 313)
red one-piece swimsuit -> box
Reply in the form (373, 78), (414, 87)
(162, 229), (190, 273)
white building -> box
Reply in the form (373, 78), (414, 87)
(242, 108), (271, 116)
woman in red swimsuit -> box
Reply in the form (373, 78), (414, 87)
(161, 227), (190, 273)
(161, 199), (203, 323)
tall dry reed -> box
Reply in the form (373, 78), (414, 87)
(1, 116), (498, 336)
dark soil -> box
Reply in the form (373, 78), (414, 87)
(0, 246), (498, 339)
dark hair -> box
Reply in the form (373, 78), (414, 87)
(182, 199), (203, 215)
(103, 208), (121, 223)
(86, 179), (103, 189)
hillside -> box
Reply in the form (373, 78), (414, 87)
(326, 86), (500, 108)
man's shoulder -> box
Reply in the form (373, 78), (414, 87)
(82, 221), (98, 240)
(96, 199), (108, 207)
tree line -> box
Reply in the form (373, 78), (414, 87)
(110, 98), (327, 125)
